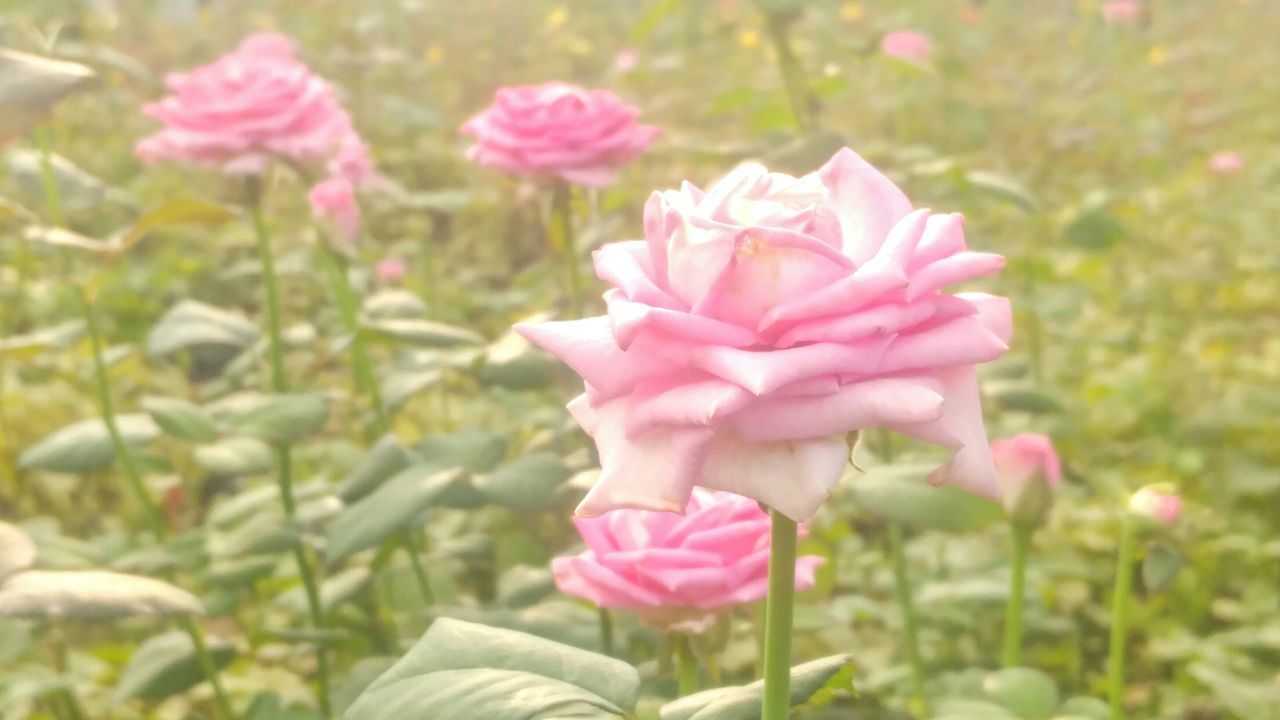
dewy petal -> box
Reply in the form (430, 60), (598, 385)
(692, 336), (893, 396)
(697, 433), (850, 521)
(816, 147), (913, 263)
(604, 290), (757, 350)
(576, 400), (715, 517)
(729, 377), (945, 442)
(891, 366), (1000, 498)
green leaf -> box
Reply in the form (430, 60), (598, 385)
(0, 48), (96, 141)
(227, 393), (329, 444)
(141, 396), (220, 442)
(1063, 208), (1124, 251)
(982, 667), (1059, 719)
(0, 320), (84, 359)
(847, 465), (1002, 532)
(335, 657), (399, 715)
(18, 414), (159, 473)
(208, 481), (330, 528)
(325, 468), (471, 563)
(363, 290), (427, 320)
(112, 630), (235, 702)
(147, 300), (258, 357)
(362, 318), (484, 348)
(193, 437), (273, 476)
(476, 453), (573, 512)
(659, 654), (854, 720)
(206, 556), (279, 586)
(345, 618), (638, 720)
(0, 570), (202, 620)
(243, 693), (328, 720)
(210, 512), (299, 559)
(965, 171), (1043, 213)
(338, 435), (414, 502)
(1189, 663), (1280, 720)
(986, 382), (1065, 415)
(434, 601), (602, 653)
(7, 148), (131, 213)
(1057, 696), (1109, 720)
(415, 430), (507, 473)
(478, 329), (555, 390)
(116, 195), (237, 250)
(1140, 543), (1183, 593)
(275, 566), (371, 616)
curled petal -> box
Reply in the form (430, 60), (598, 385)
(625, 376), (755, 436)
(693, 336), (893, 396)
(891, 366), (999, 498)
(816, 147), (913, 263)
(593, 241), (682, 310)
(698, 433), (850, 521)
(730, 377), (945, 442)
(906, 251), (1005, 300)
(605, 290), (757, 350)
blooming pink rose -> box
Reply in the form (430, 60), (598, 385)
(460, 82), (659, 187)
(990, 433), (1061, 526)
(517, 148), (1011, 520)
(1129, 485), (1181, 526)
(554, 490), (823, 630)
(1101, 0), (1140, 24)
(136, 32), (369, 178)
(1207, 151), (1244, 175)
(376, 257), (407, 283)
(308, 176), (360, 247)
(880, 31), (933, 63)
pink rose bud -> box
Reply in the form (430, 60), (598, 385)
(990, 433), (1062, 528)
(1101, 0), (1141, 24)
(517, 148), (1011, 520)
(613, 49), (639, 73)
(308, 176), (360, 248)
(1129, 485), (1181, 526)
(136, 32), (372, 179)
(553, 490), (824, 631)
(1207, 151), (1244, 175)
(376, 257), (407, 283)
(880, 30), (933, 63)
(460, 81), (660, 187)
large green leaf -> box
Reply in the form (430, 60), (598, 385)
(337, 435), (413, 502)
(847, 465), (1002, 532)
(17, 415), (159, 473)
(0, 49), (96, 142)
(112, 630), (235, 702)
(226, 393), (329, 444)
(362, 318), (484, 348)
(415, 430), (507, 473)
(659, 654), (855, 720)
(147, 300), (258, 357)
(193, 437), (273, 476)
(274, 567), (371, 615)
(476, 453), (573, 512)
(325, 467), (471, 563)
(0, 570), (202, 620)
(141, 396), (221, 442)
(345, 618), (638, 720)
(114, 195), (238, 253)
(982, 667), (1059, 719)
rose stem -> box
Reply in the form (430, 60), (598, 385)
(550, 180), (585, 317)
(37, 128), (235, 720)
(250, 187), (333, 717)
(51, 630), (87, 720)
(674, 633), (701, 696)
(761, 509), (798, 720)
(759, 9), (816, 133)
(1002, 523), (1034, 667)
(318, 243), (433, 608)
(1107, 514), (1137, 720)
(598, 608), (615, 656)
(888, 523), (930, 715)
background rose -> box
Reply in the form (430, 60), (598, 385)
(520, 148), (1011, 521)
(308, 176), (360, 248)
(553, 490), (823, 630)
(991, 433), (1062, 526)
(460, 81), (659, 187)
(136, 32), (367, 177)
(880, 30), (933, 63)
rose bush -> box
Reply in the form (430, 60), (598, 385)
(519, 148), (1011, 520)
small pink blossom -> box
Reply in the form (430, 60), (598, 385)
(880, 30), (933, 63)
(1207, 151), (1244, 175)
(460, 82), (659, 187)
(1129, 486), (1181, 526)
(1101, 0), (1141, 24)
(990, 433), (1062, 526)
(614, 49), (639, 73)
(308, 176), (360, 247)
(553, 490), (823, 631)
(376, 257), (407, 283)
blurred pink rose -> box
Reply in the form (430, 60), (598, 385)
(614, 49), (639, 73)
(880, 30), (933, 63)
(1129, 485), (1181, 526)
(1207, 151), (1244, 175)
(518, 148), (1011, 520)
(990, 433), (1061, 526)
(308, 176), (360, 247)
(136, 32), (369, 179)
(554, 490), (823, 630)
(1101, 0), (1140, 24)
(376, 257), (407, 283)
(460, 82), (659, 187)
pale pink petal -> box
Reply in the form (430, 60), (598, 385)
(729, 377), (946, 442)
(697, 434), (850, 521)
(816, 147), (913, 262)
(892, 366), (999, 498)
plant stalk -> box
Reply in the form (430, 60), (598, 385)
(549, 181), (584, 317)
(1003, 524), (1034, 667)
(674, 634), (700, 697)
(889, 522), (930, 715)
(761, 509), (797, 720)
(760, 11), (816, 133)
(1107, 515), (1137, 720)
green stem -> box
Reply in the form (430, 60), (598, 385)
(251, 199), (332, 718)
(1107, 516), (1137, 720)
(549, 181), (584, 317)
(177, 615), (236, 720)
(35, 125), (66, 228)
(761, 510), (797, 720)
(889, 523), (930, 715)
(1003, 524), (1034, 667)
(760, 11), (815, 133)
(404, 529), (435, 606)
(52, 635), (86, 720)
(318, 244), (388, 433)
(598, 608), (615, 657)
(674, 634), (700, 697)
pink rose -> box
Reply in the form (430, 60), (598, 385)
(308, 176), (360, 247)
(554, 490), (823, 630)
(460, 82), (659, 187)
(1207, 151), (1244, 175)
(376, 257), (407, 283)
(136, 32), (368, 178)
(1129, 485), (1181, 526)
(517, 148), (1011, 520)
(990, 433), (1061, 526)
(880, 31), (933, 63)
(1101, 0), (1140, 24)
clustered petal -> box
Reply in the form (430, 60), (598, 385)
(519, 148), (1012, 521)
(135, 32), (372, 182)
(460, 82), (659, 187)
(553, 490), (823, 628)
